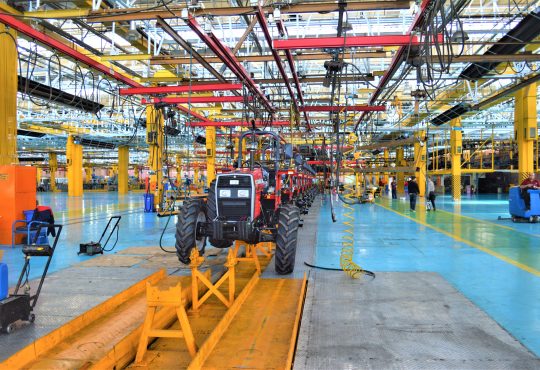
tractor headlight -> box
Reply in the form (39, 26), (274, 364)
(238, 190), (249, 198)
(219, 189), (231, 198)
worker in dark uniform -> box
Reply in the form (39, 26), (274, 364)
(520, 173), (540, 210)
(408, 176), (420, 212)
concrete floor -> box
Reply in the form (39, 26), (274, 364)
(1, 191), (539, 369)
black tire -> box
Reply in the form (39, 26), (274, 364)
(275, 205), (300, 274)
(207, 180), (233, 249)
(175, 199), (207, 264)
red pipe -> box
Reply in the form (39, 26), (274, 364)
(189, 120), (290, 127)
(0, 14), (142, 87)
(142, 96), (251, 104)
(300, 105), (386, 112)
(119, 83), (242, 96)
(357, 0), (433, 127)
(273, 34), (436, 50)
(255, 8), (301, 125)
(176, 105), (209, 122)
(185, 15), (274, 113)
(276, 19), (312, 131)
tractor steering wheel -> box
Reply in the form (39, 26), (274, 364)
(242, 160), (263, 168)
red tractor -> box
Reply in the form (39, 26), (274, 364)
(175, 131), (313, 274)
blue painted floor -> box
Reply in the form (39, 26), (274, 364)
(2, 192), (539, 359)
(315, 193), (540, 357)
(0, 192), (178, 286)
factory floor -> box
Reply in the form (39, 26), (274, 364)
(1, 192), (540, 369)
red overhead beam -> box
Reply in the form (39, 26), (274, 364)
(176, 104), (209, 122)
(357, 0), (433, 128)
(300, 105), (386, 112)
(189, 120), (290, 127)
(142, 96), (251, 104)
(119, 83), (242, 96)
(255, 7), (306, 130)
(0, 14), (142, 88)
(185, 15), (274, 113)
(276, 19), (312, 131)
(273, 34), (439, 50)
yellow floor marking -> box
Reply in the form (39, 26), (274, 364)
(376, 202), (540, 277)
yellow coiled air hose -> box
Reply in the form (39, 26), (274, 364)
(338, 178), (375, 279)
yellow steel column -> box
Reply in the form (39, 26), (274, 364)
(515, 84), (537, 181)
(147, 106), (164, 209)
(67, 136), (83, 196)
(414, 130), (426, 196)
(84, 167), (92, 184)
(396, 147), (404, 195)
(49, 152), (57, 192)
(36, 167), (42, 188)
(206, 126), (216, 187)
(383, 149), (389, 185)
(450, 118), (462, 201)
(118, 145), (129, 194)
(0, 25), (18, 166)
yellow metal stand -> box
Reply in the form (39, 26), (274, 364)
(396, 147), (405, 195)
(233, 241), (273, 275)
(190, 248), (237, 312)
(136, 281), (198, 362)
(147, 105), (164, 210)
(414, 130), (426, 196)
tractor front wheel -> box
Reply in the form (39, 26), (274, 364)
(175, 199), (207, 264)
(275, 205), (300, 274)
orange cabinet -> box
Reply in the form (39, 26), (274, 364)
(0, 166), (37, 246)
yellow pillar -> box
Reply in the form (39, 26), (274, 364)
(49, 152), (58, 192)
(67, 136), (83, 196)
(515, 84), (537, 182)
(396, 147), (404, 195)
(414, 130), (426, 196)
(206, 127), (216, 187)
(36, 167), (42, 188)
(450, 118), (462, 201)
(0, 26), (18, 166)
(85, 167), (92, 184)
(147, 106), (164, 209)
(383, 149), (389, 185)
(134, 165), (140, 182)
(118, 145), (129, 194)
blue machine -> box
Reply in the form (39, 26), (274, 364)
(509, 186), (540, 222)
(144, 193), (155, 213)
(0, 263), (7, 301)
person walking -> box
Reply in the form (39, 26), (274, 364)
(391, 177), (397, 199)
(408, 176), (420, 212)
(427, 176), (436, 211)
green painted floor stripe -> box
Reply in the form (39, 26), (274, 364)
(376, 198), (540, 277)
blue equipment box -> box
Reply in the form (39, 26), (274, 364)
(0, 263), (7, 301)
(509, 187), (540, 222)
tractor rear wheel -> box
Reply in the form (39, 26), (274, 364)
(275, 205), (300, 274)
(175, 199), (207, 264)
(207, 180), (233, 249)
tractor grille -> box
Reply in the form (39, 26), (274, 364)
(216, 174), (253, 220)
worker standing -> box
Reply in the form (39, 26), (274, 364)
(427, 176), (436, 211)
(408, 177), (420, 212)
